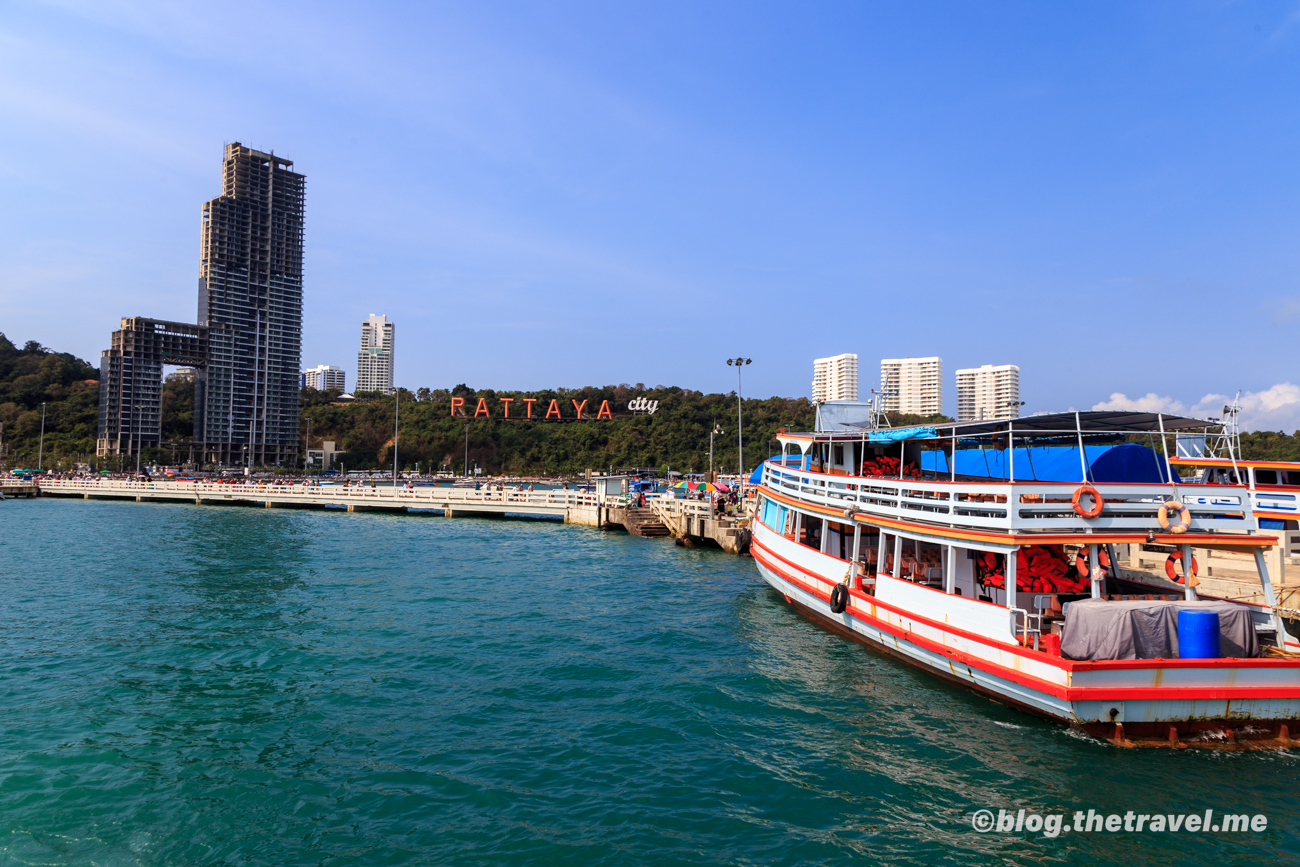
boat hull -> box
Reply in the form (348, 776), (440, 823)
(751, 520), (1300, 748)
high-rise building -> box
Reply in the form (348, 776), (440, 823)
(879, 357), (943, 416)
(97, 318), (207, 456)
(812, 353), (859, 402)
(302, 364), (346, 392)
(195, 143), (306, 466)
(356, 314), (395, 394)
(956, 364), (1021, 421)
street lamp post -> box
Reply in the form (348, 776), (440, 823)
(303, 417), (312, 474)
(709, 423), (723, 478)
(464, 423), (470, 477)
(725, 358), (751, 491)
(37, 402), (47, 471)
(393, 389), (399, 491)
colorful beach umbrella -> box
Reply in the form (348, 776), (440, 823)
(674, 481), (726, 492)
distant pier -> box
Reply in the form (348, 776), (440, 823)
(1, 481), (39, 499)
(34, 479), (752, 554)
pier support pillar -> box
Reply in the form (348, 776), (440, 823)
(84, 493), (89, 500)
(347, 504), (355, 512)
(136, 495), (142, 502)
(445, 508), (455, 518)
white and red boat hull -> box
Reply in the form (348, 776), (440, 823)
(750, 517), (1300, 746)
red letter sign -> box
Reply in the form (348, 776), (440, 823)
(450, 396), (464, 417)
(545, 399), (562, 419)
(596, 400), (612, 420)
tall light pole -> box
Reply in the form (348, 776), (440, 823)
(393, 389), (400, 491)
(303, 417), (312, 474)
(464, 423), (470, 478)
(709, 423), (723, 478)
(725, 358), (751, 490)
(37, 402), (47, 471)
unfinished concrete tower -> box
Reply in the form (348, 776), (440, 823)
(196, 143), (306, 467)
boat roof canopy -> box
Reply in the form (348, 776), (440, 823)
(847, 410), (1219, 436)
(778, 410), (1222, 443)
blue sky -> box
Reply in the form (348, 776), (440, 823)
(2, 2), (1298, 428)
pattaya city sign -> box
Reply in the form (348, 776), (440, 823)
(628, 397), (659, 415)
(451, 397), (615, 419)
(449, 397), (660, 420)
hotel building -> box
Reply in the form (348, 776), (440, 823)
(812, 353), (860, 402)
(956, 363), (1021, 421)
(357, 314), (395, 394)
(879, 357), (943, 416)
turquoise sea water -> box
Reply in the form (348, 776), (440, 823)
(1, 499), (1297, 866)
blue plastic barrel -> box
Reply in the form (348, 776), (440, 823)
(1178, 609), (1221, 659)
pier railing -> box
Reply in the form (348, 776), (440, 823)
(38, 478), (602, 513)
(761, 464), (1254, 536)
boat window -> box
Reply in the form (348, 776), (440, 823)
(833, 445), (844, 466)
(1255, 469), (1278, 486)
(800, 515), (824, 551)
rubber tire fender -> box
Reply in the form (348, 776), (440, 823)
(829, 583), (849, 614)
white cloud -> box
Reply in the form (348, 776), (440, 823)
(1091, 392), (1187, 413)
(1193, 384), (1300, 434)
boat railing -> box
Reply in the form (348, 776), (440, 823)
(761, 464), (1252, 535)
(1253, 488), (1299, 515)
(1009, 607), (1042, 650)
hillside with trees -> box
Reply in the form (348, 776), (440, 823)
(308, 385), (816, 476)
(0, 333), (100, 468)
(6, 331), (1300, 473)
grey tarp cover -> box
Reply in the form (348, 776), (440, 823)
(1060, 599), (1259, 661)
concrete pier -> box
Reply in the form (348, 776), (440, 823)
(0, 481), (40, 499)
(39, 479), (605, 527)
(33, 479), (752, 554)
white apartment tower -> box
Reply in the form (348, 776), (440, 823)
(303, 364), (346, 392)
(357, 314), (395, 394)
(956, 364), (1021, 421)
(812, 353), (859, 402)
(879, 357), (943, 416)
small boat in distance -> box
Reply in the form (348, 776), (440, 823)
(752, 410), (1300, 749)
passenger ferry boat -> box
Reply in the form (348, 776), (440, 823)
(751, 411), (1300, 748)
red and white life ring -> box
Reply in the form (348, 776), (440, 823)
(1072, 485), (1104, 519)
(1165, 552), (1199, 585)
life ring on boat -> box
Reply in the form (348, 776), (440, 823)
(829, 583), (849, 614)
(1158, 500), (1191, 534)
(1165, 553), (1199, 583)
(1074, 547), (1111, 578)
(1071, 485), (1104, 519)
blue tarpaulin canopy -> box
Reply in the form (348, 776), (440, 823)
(864, 426), (936, 443)
(919, 443), (1178, 483)
(750, 455), (796, 484)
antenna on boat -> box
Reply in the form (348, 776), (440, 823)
(867, 388), (897, 430)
